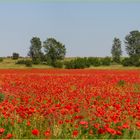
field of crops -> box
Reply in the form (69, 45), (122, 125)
(0, 69), (140, 139)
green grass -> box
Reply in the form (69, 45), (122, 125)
(88, 65), (140, 70)
(0, 58), (140, 69)
(0, 58), (52, 69)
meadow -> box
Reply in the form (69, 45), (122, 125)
(0, 58), (140, 70)
(0, 69), (140, 139)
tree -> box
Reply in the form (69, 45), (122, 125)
(111, 37), (122, 63)
(28, 37), (42, 63)
(12, 52), (19, 59)
(125, 30), (140, 57)
(43, 38), (66, 66)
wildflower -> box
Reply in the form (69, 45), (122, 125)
(0, 128), (5, 134)
(94, 123), (100, 129)
(89, 129), (93, 135)
(136, 122), (140, 129)
(44, 130), (51, 137)
(32, 129), (39, 136)
(58, 120), (63, 125)
(27, 121), (31, 126)
(116, 130), (122, 135)
(5, 133), (13, 139)
(79, 120), (88, 125)
(98, 128), (106, 134)
(122, 123), (129, 129)
(106, 127), (116, 135)
(73, 130), (78, 137)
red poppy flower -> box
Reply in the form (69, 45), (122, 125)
(5, 133), (13, 139)
(73, 130), (79, 137)
(32, 129), (39, 136)
(0, 128), (5, 134)
(116, 130), (122, 135)
(27, 121), (31, 126)
(136, 122), (140, 128)
(44, 130), (51, 137)
(106, 127), (116, 135)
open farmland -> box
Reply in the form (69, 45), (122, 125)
(0, 69), (140, 139)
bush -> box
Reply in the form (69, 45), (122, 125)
(64, 60), (75, 69)
(87, 57), (101, 66)
(65, 57), (90, 69)
(0, 57), (3, 62)
(101, 57), (111, 66)
(25, 60), (32, 67)
(16, 59), (32, 67)
(122, 56), (140, 67)
(12, 52), (19, 59)
(16, 60), (26, 64)
(32, 59), (40, 65)
(131, 56), (140, 67)
(74, 58), (89, 69)
(122, 58), (131, 66)
(53, 61), (64, 68)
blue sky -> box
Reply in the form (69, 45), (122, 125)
(0, 1), (140, 57)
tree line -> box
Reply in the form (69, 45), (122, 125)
(7, 30), (140, 68)
(27, 37), (66, 67)
(111, 30), (140, 66)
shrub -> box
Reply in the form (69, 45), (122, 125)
(65, 57), (90, 69)
(16, 59), (32, 67)
(16, 60), (26, 64)
(87, 57), (101, 66)
(0, 57), (3, 62)
(53, 61), (64, 68)
(122, 56), (140, 67)
(131, 56), (140, 67)
(32, 59), (40, 65)
(73, 58), (88, 69)
(101, 57), (111, 66)
(12, 52), (19, 60)
(25, 60), (32, 67)
(122, 58), (132, 66)
(64, 60), (75, 69)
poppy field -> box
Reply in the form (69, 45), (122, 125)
(0, 69), (140, 139)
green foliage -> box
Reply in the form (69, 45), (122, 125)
(28, 37), (42, 62)
(12, 52), (19, 60)
(16, 60), (27, 64)
(64, 60), (74, 69)
(0, 57), (3, 62)
(73, 57), (89, 69)
(65, 57), (90, 69)
(0, 93), (5, 102)
(131, 55), (140, 67)
(25, 60), (32, 67)
(53, 61), (64, 68)
(43, 38), (66, 66)
(101, 57), (111, 66)
(111, 37), (122, 63)
(117, 80), (126, 87)
(87, 57), (101, 66)
(125, 30), (140, 57)
(122, 56), (140, 67)
(64, 57), (113, 69)
(16, 59), (32, 67)
(32, 58), (40, 65)
(122, 58), (132, 66)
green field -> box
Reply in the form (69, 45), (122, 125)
(0, 58), (52, 69)
(0, 58), (140, 69)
